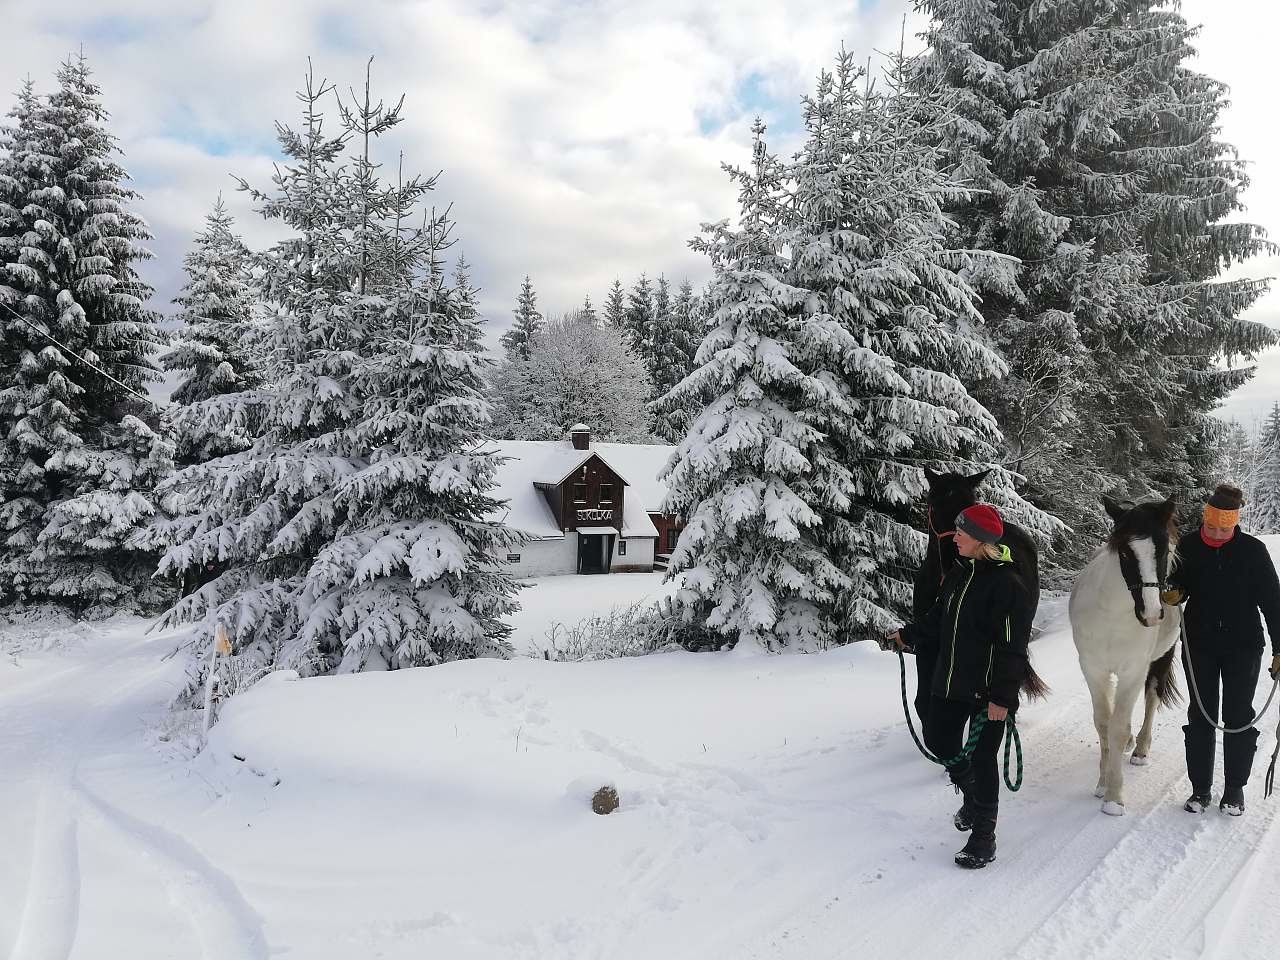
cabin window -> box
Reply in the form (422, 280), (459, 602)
(573, 483), (587, 503)
(599, 483), (613, 503)
(618, 540), (627, 556)
(667, 528), (680, 551)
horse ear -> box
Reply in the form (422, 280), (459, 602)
(924, 466), (941, 486)
(1159, 496), (1177, 522)
(966, 468), (992, 487)
(1103, 497), (1127, 523)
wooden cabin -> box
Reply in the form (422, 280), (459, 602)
(488, 425), (685, 576)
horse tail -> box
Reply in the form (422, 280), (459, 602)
(1021, 660), (1050, 700)
(1147, 645), (1181, 708)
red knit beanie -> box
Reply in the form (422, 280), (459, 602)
(956, 504), (1004, 544)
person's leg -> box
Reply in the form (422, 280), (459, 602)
(1183, 639), (1221, 804)
(955, 712), (1005, 869)
(923, 695), (969, 770)
(1221, 645), (1264, 810)
(914, 646), (938, 729)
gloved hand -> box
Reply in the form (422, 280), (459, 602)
(879, 631), (908, 652)
(1270, 655), (1280, 680)
(1161, 588), (1184, 606)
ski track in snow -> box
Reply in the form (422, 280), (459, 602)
(73, 776), (269, 959)
(4, 595), (1280, 960)
(9, 767), (80, 960)
(1, 628), (268, 959)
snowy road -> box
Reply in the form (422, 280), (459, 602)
(0, 596), (1277, 958)
(0, 620), (267, 959)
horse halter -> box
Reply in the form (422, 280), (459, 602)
(1117, 539), (1168, 626)
(927, 506), (956, 586)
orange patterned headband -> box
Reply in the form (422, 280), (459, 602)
(1204, 505), (1240, 528)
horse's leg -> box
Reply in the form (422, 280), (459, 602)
(1081, 662), (1113, 799)
(1102, 672), (1144, 815)
(1132, 676), (1158, 765)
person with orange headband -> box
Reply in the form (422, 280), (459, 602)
(1165, 484), (1280, 816)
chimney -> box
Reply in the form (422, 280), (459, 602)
(570, 423), (590, 450)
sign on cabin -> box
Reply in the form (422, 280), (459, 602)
(577, 508), (614, 522)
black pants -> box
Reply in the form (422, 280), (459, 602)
(1182, 639), (1263, 791)
(924, 695), (1007, 807)
(914, 646), (938, 728)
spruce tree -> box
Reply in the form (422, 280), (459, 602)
(0, 56), (167, 611)
(660, 121), (852, 650)
(650, 278), (705, 442)
(783, 49), (1048, 635)
(302, 239), (519, 670)
(157, 64), (516, 695)
(452, 252), (484, 352)
(578, 294), (598, 327)
(164, 197), (262, 463)
(624, 273), (654, 352)
(603, 278), (626, 328)
(1251, 406), (1280, 535)
(916, 0), (1275, 550)
(499, 275), (541, 359)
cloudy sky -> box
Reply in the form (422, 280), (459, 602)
(3, 0), (1277, 423)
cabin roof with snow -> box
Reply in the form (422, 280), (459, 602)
(485, 438), (676, 540)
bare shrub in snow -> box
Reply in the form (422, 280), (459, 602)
(539, 596), (720, 661)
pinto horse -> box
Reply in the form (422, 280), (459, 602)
(1069, 497), (1181, 816)
(911, 469), (1041, 722)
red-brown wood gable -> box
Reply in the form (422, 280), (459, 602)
(558, 454), (626, 533)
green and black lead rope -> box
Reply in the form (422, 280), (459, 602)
(895, 648), (1024, 792)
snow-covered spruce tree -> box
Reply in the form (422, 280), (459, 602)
(299, 220), (519, 670)
(451, 252), (485, 352)
(649, 278), (706, 443)
(659, 121), (853, 651)
(499, 274), (541, 360)
(0, 56), (167, 612)
(164, 197), (262, 463)
(603, 278), (626, 328)
(577, 294), (599, 327)
(624, 273), (654, 353)
(783, 49), (1052, 637)
(488, 314), (654, 441)
(157, 64), (516, 693)
(1250, 405), (1280, 536)
(915, 0), (1274, 550)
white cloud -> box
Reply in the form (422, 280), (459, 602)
(4, 0), (1275, 421)
(1, 0), (913, 350)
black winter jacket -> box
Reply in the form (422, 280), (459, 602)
(1170, 529), (1280, 656)
(902, 548), (1034, 710)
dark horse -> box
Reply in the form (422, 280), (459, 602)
(911, 468), (1042, 723)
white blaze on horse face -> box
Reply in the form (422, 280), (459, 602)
(1130, 536), (1162, 627)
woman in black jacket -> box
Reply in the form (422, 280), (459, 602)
(886, 504), (1036, 869)
(1167, 484), (1280, 816)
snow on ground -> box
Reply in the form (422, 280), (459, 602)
(506, 572), (678, 656)
(2, 554), (1280, 958)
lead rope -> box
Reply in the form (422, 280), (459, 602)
(1179, 616), (1280, 797)
(895, 647), (1023, 791)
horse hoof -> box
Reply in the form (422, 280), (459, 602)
(1094, 785), (1106, 799)
(1101, 800), (1125, 816)
(1130, 754), (1149, 766)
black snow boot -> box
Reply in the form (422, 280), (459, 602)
(1220, 785), (1246, 817)
(1183, 791), (1212, 814)
(954, 802), (997, 869)
(1223, 728), (1260, 793)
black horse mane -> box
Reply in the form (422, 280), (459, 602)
(1104, 497), (1178, 554)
